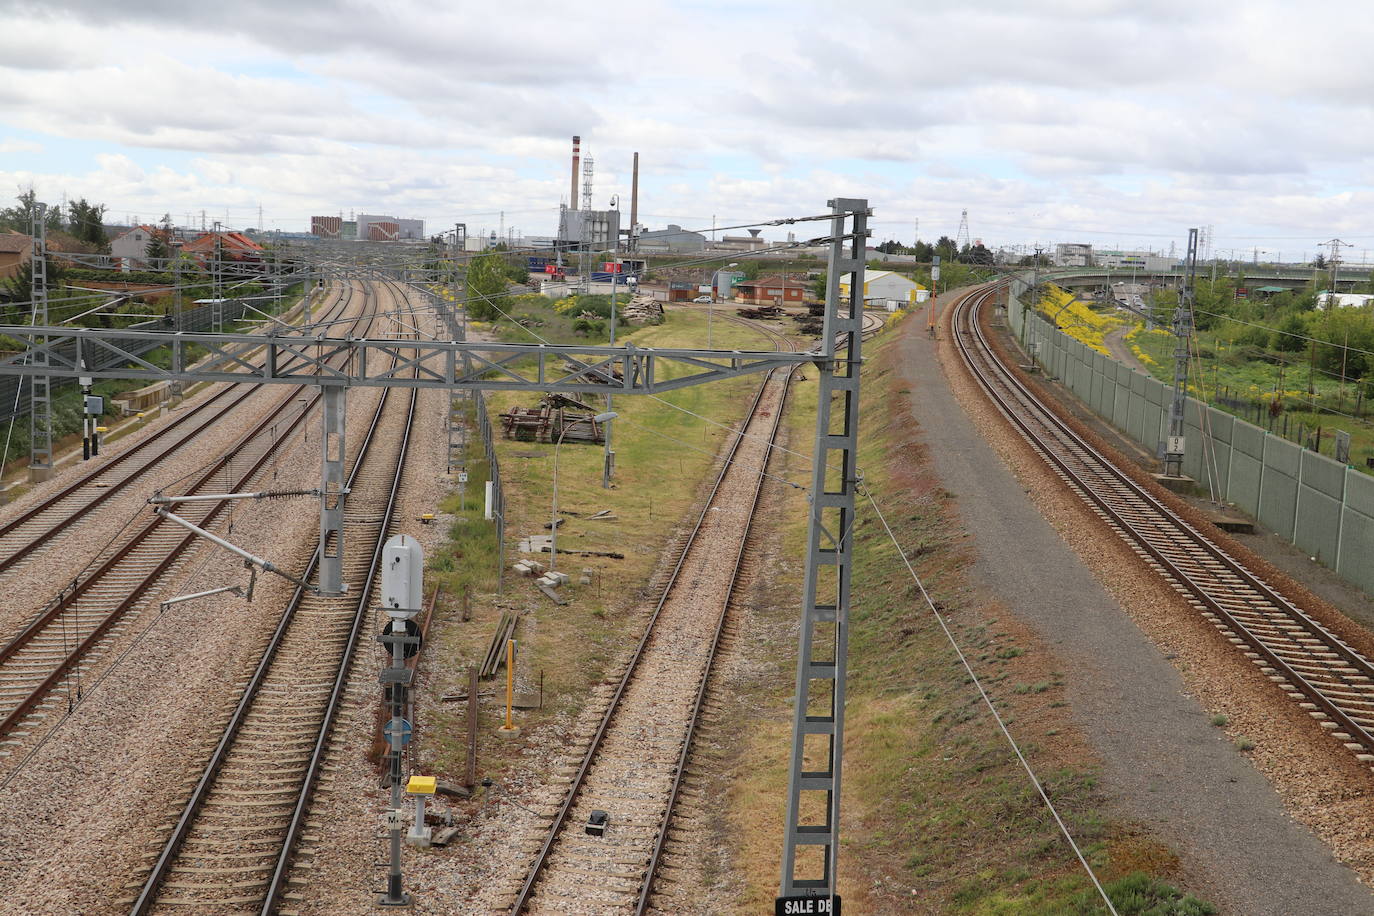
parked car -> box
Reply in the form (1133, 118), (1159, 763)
(692, 295), (713, 303)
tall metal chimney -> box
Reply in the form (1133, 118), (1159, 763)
(630, 152), (639, 244)
(571, 136), (581, 210)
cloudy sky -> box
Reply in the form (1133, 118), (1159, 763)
(2, 0), (1373, 261)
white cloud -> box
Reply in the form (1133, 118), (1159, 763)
(0, 1), (1372, 250)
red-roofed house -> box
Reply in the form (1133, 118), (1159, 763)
(0, 232), (32, 279)
(181, 230), (264, 266)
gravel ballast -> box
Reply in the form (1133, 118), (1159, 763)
(898, 293), (1374, 915)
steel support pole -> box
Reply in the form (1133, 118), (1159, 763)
(28, 204), (52, 482)
(603, 270), (616, 488)
(319, 384), (347, 594)
(1165, 228), (1199, 477)
(171, 257), (183, 402)
(780, 197), (867, 903)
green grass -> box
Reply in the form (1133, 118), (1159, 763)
(722, 311), (1212, 913)
(416, 304), (780, 786)
(1131, 322), (1374, 469)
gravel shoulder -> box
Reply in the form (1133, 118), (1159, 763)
(898, 294), (1374, 915)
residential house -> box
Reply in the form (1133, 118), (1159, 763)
(733, 275), (807, 306)
(110, 225), (157, 270)
(0, 232), (32, 279)
(180, 230), (264, 267)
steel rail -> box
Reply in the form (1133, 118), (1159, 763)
(952, 284), (1374, 757)
(129, 278), (420, 914)
(0, 284), (353, 577)
(0, 285), (372, 740)
(634, 319), (797, 914)
(262, 279), (420, 914)
(511, 315), (796, 914)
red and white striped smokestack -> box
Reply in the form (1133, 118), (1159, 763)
(570, 136), (581, 210)
(630, 151), (639, 241)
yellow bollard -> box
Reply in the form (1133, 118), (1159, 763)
(498, 638), (520, 737)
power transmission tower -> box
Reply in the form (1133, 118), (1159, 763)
(579, 157), (595, 291)
(1320, 238), (1354, 302)
(29, 203), (52, 481)
(955, 208), (970, 251)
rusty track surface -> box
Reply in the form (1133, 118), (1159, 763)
(129, 278), (423, 915)
(952, 283), (1374, 769)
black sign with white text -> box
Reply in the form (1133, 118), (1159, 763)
(775, 895), (841, 915)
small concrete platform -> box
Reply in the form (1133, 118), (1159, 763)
(1206, 511), (1255, 534)
(1152, 472), (1195, 494)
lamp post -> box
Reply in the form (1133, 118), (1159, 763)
(551, 410), (617, 572)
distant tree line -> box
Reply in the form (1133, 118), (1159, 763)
(0, 188), (109, 250)
(873, 236), (995, 265)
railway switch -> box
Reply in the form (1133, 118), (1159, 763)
(586, 810), (609, 837)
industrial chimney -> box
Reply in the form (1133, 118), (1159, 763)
(630, 151), (639, 242)
(571, 136), (581, 211)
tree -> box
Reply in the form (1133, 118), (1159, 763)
(966, 242), (995, 266)
(934, 235), (958, 262)
(465, 252), (512, 322)
(145, 213), (173, 263)
(810, 270), (828, 300)
(0, 188), (62, 234)
(66, 198), (107, 249)
(740, 260), (764, 281)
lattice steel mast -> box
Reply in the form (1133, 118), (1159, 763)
(29, 203), (52, 481)
(1164, 228), (1198, 477)
(780, 198), (868, 906)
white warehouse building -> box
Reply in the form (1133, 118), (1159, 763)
(838, 270), (928, 307)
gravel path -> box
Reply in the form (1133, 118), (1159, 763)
(895, 295), (1374, 915)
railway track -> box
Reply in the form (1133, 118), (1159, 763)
(508, 317), (798, 915)
(952, 283), (1374, 772)
(0, 283), (354, 585)
(0, 283), (372, 763)
(130, 279), (423, 914)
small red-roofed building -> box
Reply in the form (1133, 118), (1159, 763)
(0, 232), (32, 279)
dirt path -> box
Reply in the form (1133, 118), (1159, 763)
(1104, 323), (1148, 372)
(894, 297), (1374, 915)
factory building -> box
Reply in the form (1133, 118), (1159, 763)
(357, 214), (425, 241)
(639, 224), (706, 252)
(1095, 250), (1176, 272)
(839, 270), (927, 307)
(558, 207), (621, 251)
(311, 216), (342, 238)
(714, 230), (767, 251)
(1054, 243), (1092, 267)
